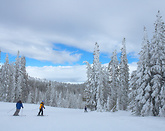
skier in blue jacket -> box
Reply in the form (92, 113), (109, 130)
(13, 100), (24, 116)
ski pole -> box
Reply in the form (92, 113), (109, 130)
(7, 108), (15, 113)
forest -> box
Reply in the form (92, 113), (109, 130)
(0, 51), (85, 109)
(0, 11), (165, 116)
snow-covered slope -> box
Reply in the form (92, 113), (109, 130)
(0, 102), (165, 131)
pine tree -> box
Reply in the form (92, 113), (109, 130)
(138, 27), (152, 116)
(8, 63), (15, 102)
(118, 38), (129, 110)
(14, 51), (21, 101)
(92, 42), (104, 111)
(1, 54), (10, 101)
(49, 83), (56, 107)
(45, 81), (51, 106)
(129, 27), (152, 116)
(102, 66), (110, 111)
(83, 61), (95, 109)
(150, 11), (165, 116)
(19, 56), (29, 102)
(107, 50), (119, 111)
(84, 42), (106, 111)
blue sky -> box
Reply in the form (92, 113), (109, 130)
(0, 0), (164, 83)
(1, 43), (139, 66)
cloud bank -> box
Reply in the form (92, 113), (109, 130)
(0, 0), (165, 64)
(26, 62), (137, 83)
(26, 65), (87, 83)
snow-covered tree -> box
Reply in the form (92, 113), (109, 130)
(118, 38), (129, 110)
(45, 81), (51, 106)
(84, 42), (107, 111)
(83, 61), (95, 109)
(137, 27), (152, 116)
(14, 51), (21, 101)
(129, 27), (152, 116)
(1, 54), (10, 101)
(107, 50), (119, 111)
(149, 11), (165, 116)
(49, 82), (56, 107)
(92, 43), (105, 111)
(102, 66), (110, 111)
(19, 56), (29, 102)
(8, 63), (16, 102)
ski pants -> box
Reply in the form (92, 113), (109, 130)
(38, 109), (43, 116)
(13, 109), (20, 116)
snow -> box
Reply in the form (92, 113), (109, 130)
(0, 102), (165, 131)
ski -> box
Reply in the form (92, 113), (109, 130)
(37, 115), (48, 117)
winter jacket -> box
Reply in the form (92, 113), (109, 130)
(39, 102), (45, 109)
(16, 101), (23, 109)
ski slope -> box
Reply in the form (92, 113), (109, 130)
(0, 102), (165, 131)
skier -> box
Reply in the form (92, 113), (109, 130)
(84, 106), (88, 112)
(13, 100), (24, 116)
(37, 101), (45, 116)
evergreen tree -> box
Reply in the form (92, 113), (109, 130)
(14, 51), (21, 101)
(1, 54), (10, 101)
(84, 61), (95, 109)
(45, 81), (51, 106)
(136, 27), (152, 116)
(150, 11), (165, 116)
(92, 42), (104, 111)
(8, 63), (15, 102)
(19, 56), (29, 102)
(129, 27), (152, 116)
(102, 66), (110, 111)
(107, 50), (119, 111)
(118, 38), (129, 110)
(84, 42), (106, 111)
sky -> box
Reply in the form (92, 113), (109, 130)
(0, 0), (164, 83)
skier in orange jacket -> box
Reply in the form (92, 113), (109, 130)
(37, 101), (45, 116)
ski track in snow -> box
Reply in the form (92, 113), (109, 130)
(0, 102), (165, 131)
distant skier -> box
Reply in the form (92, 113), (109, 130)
(38, 101), (45, 116)
(84, 106), (88, 112)
(13, 100), (24, 116)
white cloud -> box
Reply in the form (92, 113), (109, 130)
(27, 62), (138, 83)
(0, 0), (164, 63)
(0, 27), (81, 64)
(26, 65), (87, 83)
